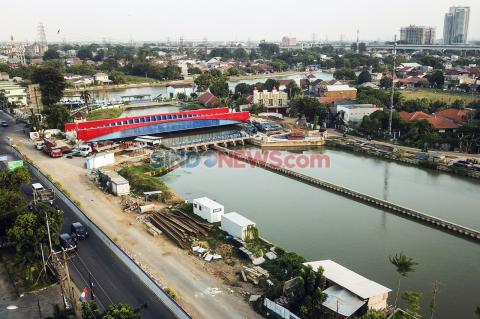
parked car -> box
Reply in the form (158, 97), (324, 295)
(70, 222), (88, 240)
(1, 121), (8, 127)
(35, 141), (44, 150)
(72, 144), (92, 157)
(59, 233), (77, 252)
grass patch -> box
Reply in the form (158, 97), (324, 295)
(86, 107), (124, 120)
(124, 75), (160, 84)
(400, 89), (477, 104)
(118, 164), (173, 200)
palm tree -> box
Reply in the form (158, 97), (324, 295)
(80, 90), (91, 110)
(389, 252), (418, 308)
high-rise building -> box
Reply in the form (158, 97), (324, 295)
(281, 36), (297, 46)
(443, 6), (470, 44)
(400, 25), (436, 45)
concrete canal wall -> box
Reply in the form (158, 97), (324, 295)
(213, 145), (480, 242)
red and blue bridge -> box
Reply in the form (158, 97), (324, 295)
(65, 107), (250, 142)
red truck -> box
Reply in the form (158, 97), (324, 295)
(42, 139), (63, 158)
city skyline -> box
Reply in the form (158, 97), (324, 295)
(0, 0), (478, 43)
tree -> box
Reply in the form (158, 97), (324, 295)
(289, 96), (328, 123)
(258, 42), (280, 59)
(233, 48), (248, 61)
(0, 190), (28, 236)
(226, 66), (240, 76)
(264, 78), (280, 91)
(285, 80), (301, 98)
(380, 76), (393, 88)
(427, 70), (444, 88)
(80, 90), (91, 106)
(109, 71), (126, 84)
(357, 69), (372, 85)
(176, 92), (187, 101)
(270, 60), (289, 72)
(187, 67), (202, 75)
(102, 304), (141, 319)
(389, 252), (418, 308)
(401, 291), (422, 319)
(31, 67), (66, 106)
(43, 49), (60, 60)
(360, 309), (387, 319)
(44, 105), (71, 130)
(334, 68), (357, 80)
(0, 166), (31, 191)
(452, 99), (466, 109)
(77, 47), (93, 61)
(234, 83), (253, 96)
(8, 213), (38, 259)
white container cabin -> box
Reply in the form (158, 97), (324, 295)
(192, 197), (224, 223)
(221, 212), (256, 240)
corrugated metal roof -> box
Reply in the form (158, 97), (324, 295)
(304, 260), (391, 299)
(322, 285), (365, 317)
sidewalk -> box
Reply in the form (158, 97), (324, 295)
(11, 133), (260, 319)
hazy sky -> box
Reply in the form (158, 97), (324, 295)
(2, 0), (478, 43)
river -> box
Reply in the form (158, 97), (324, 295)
(161, 146), (480, 319)
(65, 71), (334, 104)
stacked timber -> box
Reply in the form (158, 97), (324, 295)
(149, 209), (213, 248)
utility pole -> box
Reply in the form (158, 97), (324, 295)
(389, 35), (397, 139)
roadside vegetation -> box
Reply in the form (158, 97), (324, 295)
(0, 166), (63, 291)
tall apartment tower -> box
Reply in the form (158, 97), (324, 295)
(443, 6), (470, 44)
(400, 25), (436, 45)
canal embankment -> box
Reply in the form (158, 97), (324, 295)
(326, 138), (480, 180)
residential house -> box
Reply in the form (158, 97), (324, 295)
(332, 104), (381, 124)
(206, 57), (222, 69)
(166, 83), (195, 99)
(277, 80), (291, 91)
(398, 76), (429, 89)
(94, 72), (111, 84)
(399, 111), (459, 133)
(252, 87), (288, 114)
(197, 91), (221, 107)
(0, 72), (9, 81)
(252, 63), (273, 74)
(304, 260), (391, 318)
(434, 108), (473, 123)
(65, 74), (94, 87)
(299, 79), (310, 90)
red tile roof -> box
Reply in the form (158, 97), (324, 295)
(434, 108), (472, 123)
(198, 91), (221, 107)
(317, 96), (349, 104)
(398, 111), (458, 129)
(425, 117), (458, 129)
(398, 111), (431, 121)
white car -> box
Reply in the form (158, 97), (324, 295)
(35, 141), (44, 150)
(73, 144), (92, 157)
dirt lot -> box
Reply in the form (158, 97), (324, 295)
(12, 133), (261, 319)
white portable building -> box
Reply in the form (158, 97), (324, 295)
(86, 152), (115, 169)
(221, 212), (256, 240)
(110, 176), (130, 196)
(192, 197), (224, 223)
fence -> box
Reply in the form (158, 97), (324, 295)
(9, 145), (191, 319)
(264, 298), (300, 319)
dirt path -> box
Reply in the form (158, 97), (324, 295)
(12, 135), (261, 319)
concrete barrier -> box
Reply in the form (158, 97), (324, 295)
(10, 146), (191, 319)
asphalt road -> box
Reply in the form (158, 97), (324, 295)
(0, 111), (178, 319)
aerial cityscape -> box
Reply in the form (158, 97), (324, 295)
(1, 1), (480, 319)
